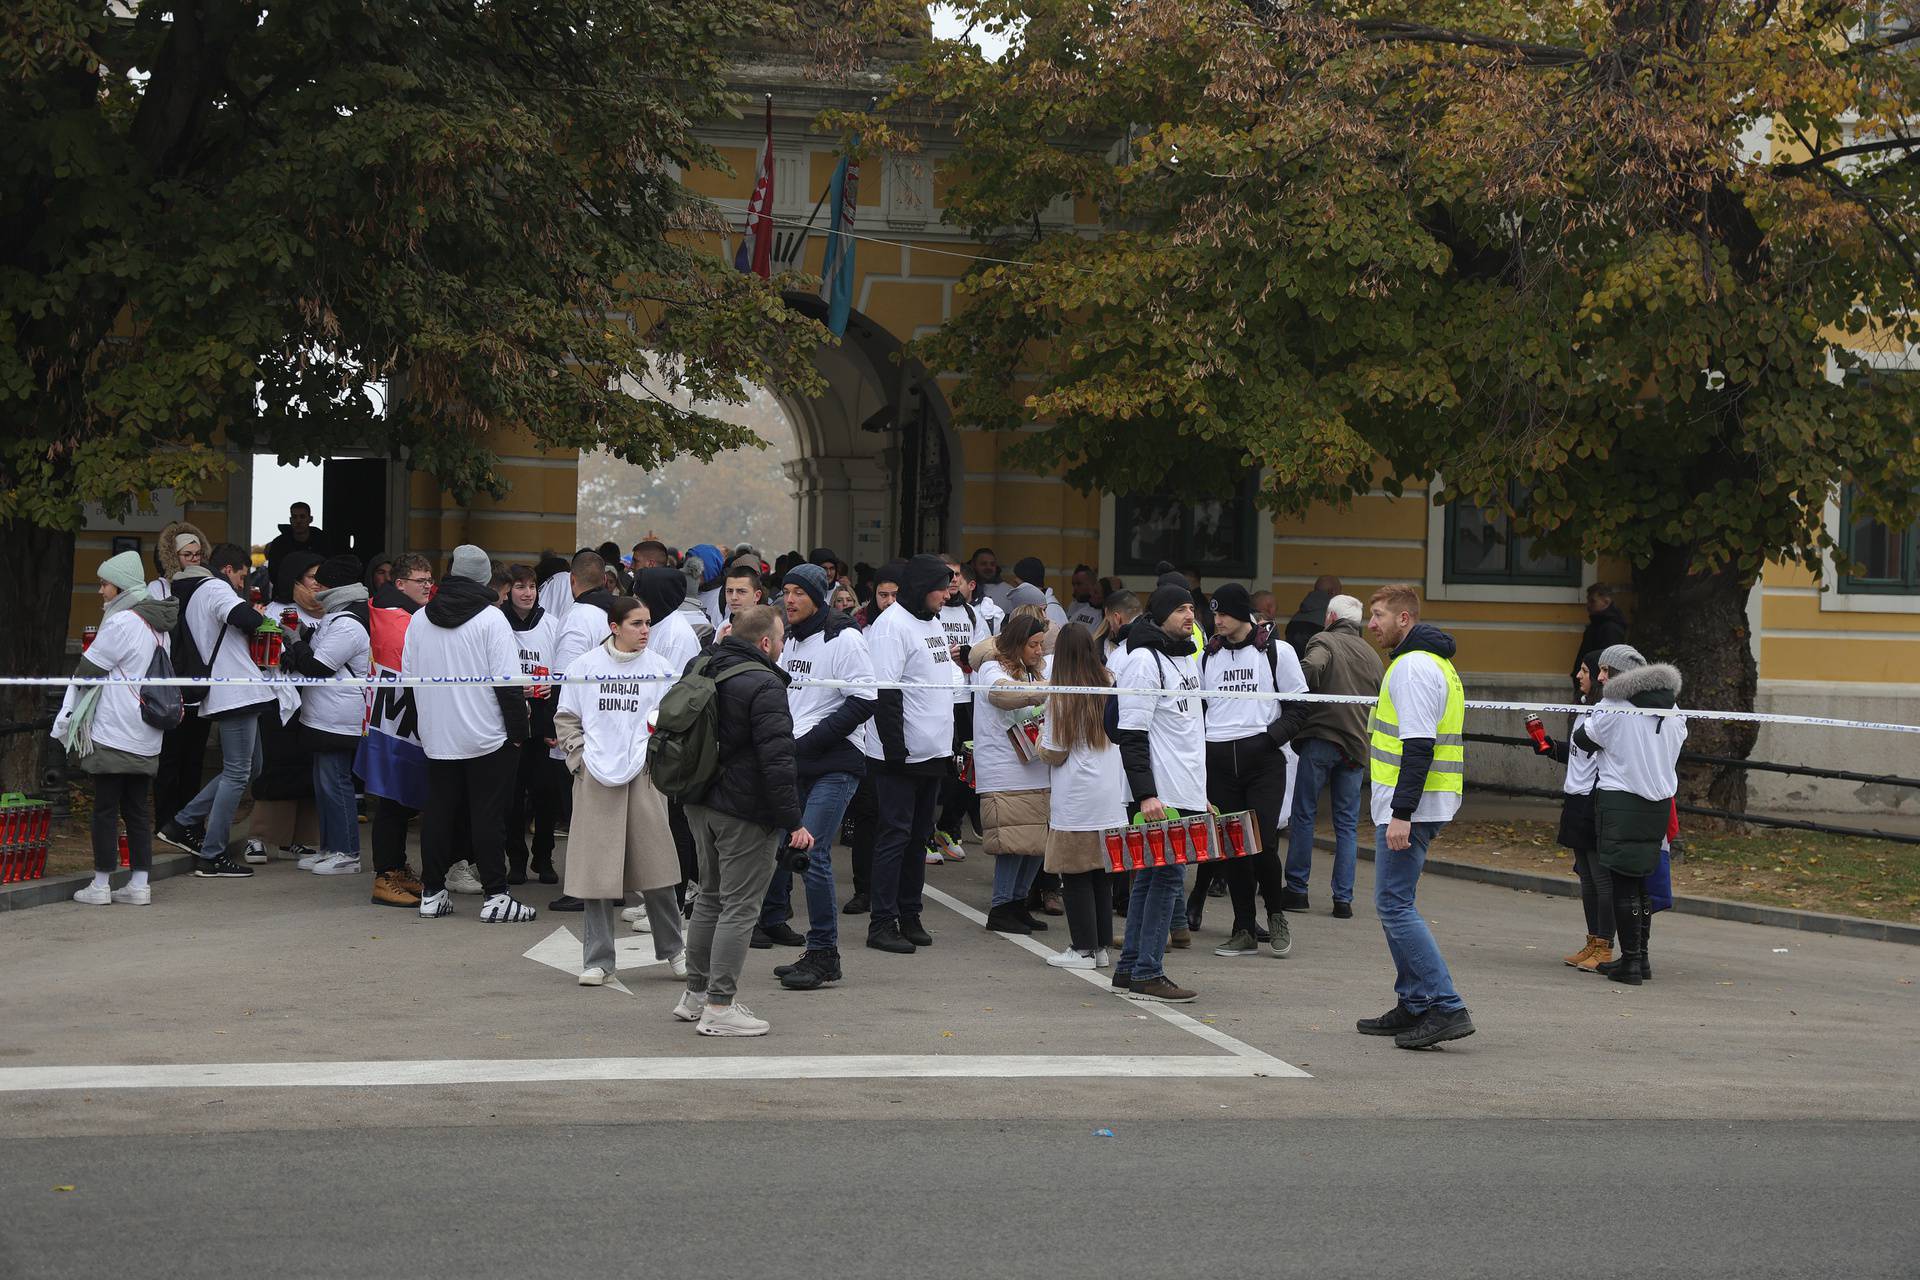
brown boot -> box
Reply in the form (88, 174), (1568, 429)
(1563, 935), (1604, 967)
(394, 865), (424, 895)
(1575, 938), (1613, 972)
(371, 870), (421, 908)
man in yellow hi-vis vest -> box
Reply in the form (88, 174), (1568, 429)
(1356, 584), (1476, 1050)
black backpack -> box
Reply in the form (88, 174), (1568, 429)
(168, 577), (231, 709)
(137, 632), (184, 731)
(647, 654), (754, 800)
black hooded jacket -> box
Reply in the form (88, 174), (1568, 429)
(635, 567), (687, 626)
(424, 576), (529, 745)
(789, 607), (877, 779)
(1386, 622), (1458, 821)
(372, 582), (419, 614)
(1573, 604), (1628, 680)
(1110, 616), (1198, 803)
(687, 636), (803, 830)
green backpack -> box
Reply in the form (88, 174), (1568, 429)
(647, 654), (755, 800)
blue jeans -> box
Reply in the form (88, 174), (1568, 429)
(991, 853), (1043, 908)
(1373, 821), (1465, 1014)
(173, 710), (264, 859)
(1286, 737), (1363, 903)
(1117, 863), (1184, 982)
(760, 771), (860, 951)
(311, 749), (361, 856)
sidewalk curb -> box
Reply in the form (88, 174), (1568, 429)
(1316, 834), (1920, 947)
(0, 852), (198, 912)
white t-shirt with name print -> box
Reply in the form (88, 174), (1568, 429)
(938, 602), (991, 705)
(783, 623), (877, 744)
(1369, 651), (1463, 828)
(1113, 643), (1207, 814)
(559, 641), (673, 787)
(1583, 699), (1687, 802)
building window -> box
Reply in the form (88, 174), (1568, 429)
(1839, 484), (1920, 594)
(1114, 476), (1258, 578)
(1443, 482), (1580, 586)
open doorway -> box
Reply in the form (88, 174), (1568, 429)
(251, 455), (392, 571)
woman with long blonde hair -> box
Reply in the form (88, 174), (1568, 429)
(1036, 623), (1126, 967)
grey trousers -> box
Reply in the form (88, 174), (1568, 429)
(683, 803), (781, 1004)
(582, 888), (684, 974)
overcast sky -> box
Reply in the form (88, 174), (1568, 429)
(929, 4), (1015, 60)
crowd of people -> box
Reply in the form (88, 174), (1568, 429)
(51, 517), (1688, 1045)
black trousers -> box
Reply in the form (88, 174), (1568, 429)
(153, 709), (211, 828)
(847, 775), (877, 896)
(669, 798), (699, 887)
(1061, 869), (1113, 953)
(371, 795), (418, 876)
(91, 773), (152, 873)
(936, 703), (978, 836)
(870, 771), (939, 929)
(505, 741), (565, 873)
(1571, 846), (1610, 938)
(421, 743), (518, 897)
(1205, 734), (1290, 932)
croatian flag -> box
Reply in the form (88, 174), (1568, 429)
(355, 604), (428, 812)
(821, 143), (860, 337)
(734, 96), (775, 279)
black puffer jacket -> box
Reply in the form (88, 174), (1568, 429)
(686, 636), (802, 831)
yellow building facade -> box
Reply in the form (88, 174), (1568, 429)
(71, 65), (1918, 813)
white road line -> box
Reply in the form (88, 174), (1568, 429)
(919, 885), (1309, 1075)
(0, 1055), (1285, 1092)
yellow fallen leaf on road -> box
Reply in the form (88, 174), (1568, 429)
(941, 1030), (954, 1038)
(53, 1186), (74, 1193)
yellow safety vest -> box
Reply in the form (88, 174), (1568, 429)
(1368, 651), (1466, 795)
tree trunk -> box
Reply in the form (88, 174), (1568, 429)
(0, 522), (77, 797)
(1628, 543), (1757, 813)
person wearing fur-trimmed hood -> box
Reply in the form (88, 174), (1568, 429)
(1573, 647), (1685, 987)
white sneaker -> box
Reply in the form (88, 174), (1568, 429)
(936, 831), (966, 861)
(671, 990), (705, 1022)
(296, 848), (330, 870)
(1046, 946), (1097, 970)
(478, 892), (536, 923)
(627, 906), (652, 934)
(670, 950), (688, 978)
(1095, 948), (1111, 969)
(311, 852), (362, 876)
(111, 884), (151, 906)
(72, 882), (111, 906)
(620, 904), (648, 924)
(578, 966), (609, 987)
(418, 889), (453, 919)
(445, 862), (484, 895)
(242, 839), (269, 865)
(697, 1002), (769, 1037)
(923, 846), (944, 865)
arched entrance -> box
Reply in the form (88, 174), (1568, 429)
(776, 294), (960, 566)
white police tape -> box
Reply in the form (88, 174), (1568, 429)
(4, 673), (1917, 734)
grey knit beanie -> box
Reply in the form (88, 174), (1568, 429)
(448, 544), (491, 584)
(1598, 644), (1646, 673)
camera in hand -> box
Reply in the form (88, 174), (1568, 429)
(782, 843), (811, 873)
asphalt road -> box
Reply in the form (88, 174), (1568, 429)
(6, 1119), (1916, 1279)
(2, 830), (1917, 1276)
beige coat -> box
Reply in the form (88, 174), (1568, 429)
(554, 707), (681, 898)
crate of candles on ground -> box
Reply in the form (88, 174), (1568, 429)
(0, 793), (53, 884)
(1101, 811), (1261, 873)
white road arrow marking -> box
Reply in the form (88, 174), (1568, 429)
(522, 925), (667, 997)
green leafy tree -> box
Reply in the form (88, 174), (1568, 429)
(0, 1), (832, 786)
(893, 0), (1920, 808)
